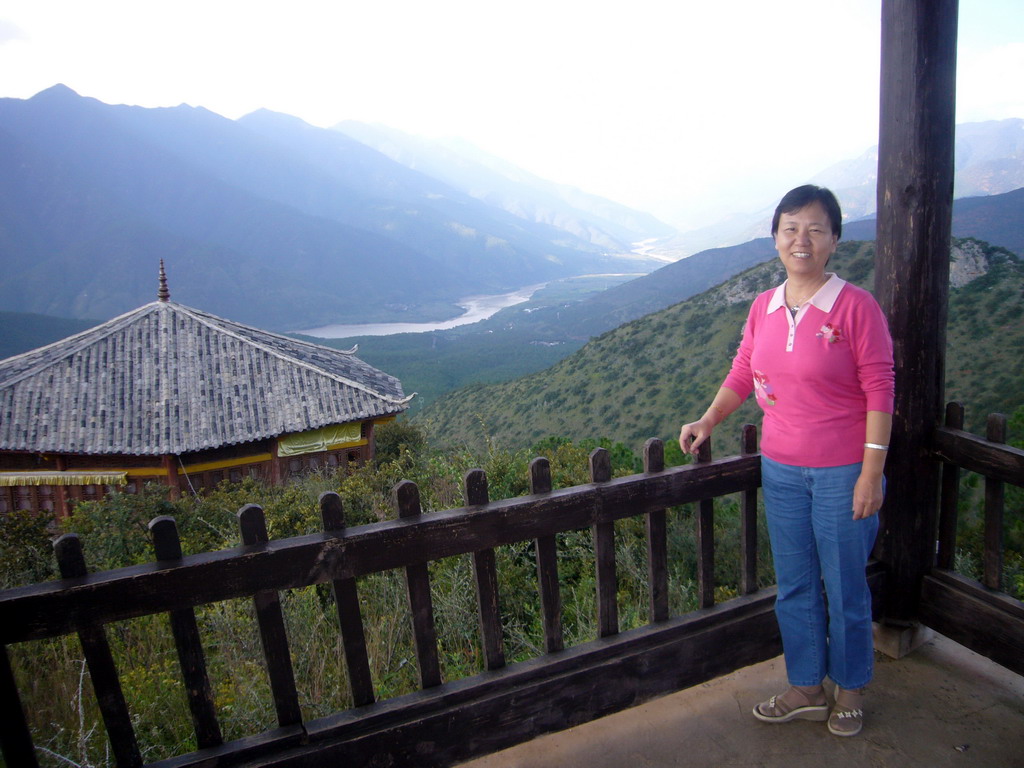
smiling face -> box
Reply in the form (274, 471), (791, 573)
(773, 201), (838, 281)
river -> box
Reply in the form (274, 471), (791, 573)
(296, 283), (548, 338)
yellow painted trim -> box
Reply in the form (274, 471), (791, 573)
(7, 440), (371, 485)
(177, 453), (274, 475)
(324, 438), (368, 452)
(0, 471), (128, 487)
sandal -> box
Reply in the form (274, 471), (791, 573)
(828, 704), (864, 736)
(828, 687), (866, 736)
(752, 686), (829, 723)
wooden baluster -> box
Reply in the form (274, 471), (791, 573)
(237, 505), (302, 727)
(590, 448), (618, 637)
(319, 492), (375, 706)
(530, 457), (563, 653)
(740, 425), (759, 595)
(149, 516), (223, 748)
(53, 534), (142, 768)
(695, 438), (715, 609)
(0, 643), (39, 768)
(643, 439), (669, 623)
(393, 481), (442, 688)
(464, 469), (506, 670)
(984, 414), (1008, 590)
(937, 402), (964, 570)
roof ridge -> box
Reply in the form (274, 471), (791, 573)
(171, 304), (412, 405)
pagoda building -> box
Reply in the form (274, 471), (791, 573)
(0, 263), (411, 517)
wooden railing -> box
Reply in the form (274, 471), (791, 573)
(924, 402), (1024, 675)
(5, 405), (1018, 768)
(4, 429), (828, 768)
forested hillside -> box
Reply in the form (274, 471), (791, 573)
(418, 238), (1024, 454)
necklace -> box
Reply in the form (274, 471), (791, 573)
(786, 276), (828, 316)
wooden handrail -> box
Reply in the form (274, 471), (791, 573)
(2, 439), (765, 767)
(5, 408), (1019, 767)
(926, 403), (1024, 677)
(0, 452), (760, 645)
(932, 424), (1024, 487)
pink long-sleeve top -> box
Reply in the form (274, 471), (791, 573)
(721, 275), (895, 467)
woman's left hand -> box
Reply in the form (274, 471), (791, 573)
(852, 472), (884, 520)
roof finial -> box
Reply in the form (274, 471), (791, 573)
(158, 260), (170, 302)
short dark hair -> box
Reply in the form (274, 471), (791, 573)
(770, 185), (842, 240)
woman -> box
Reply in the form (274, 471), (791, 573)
(678, 185), (894, 737)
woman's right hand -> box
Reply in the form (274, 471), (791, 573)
(679, 416), (715, 456)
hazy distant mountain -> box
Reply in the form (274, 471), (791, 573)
(0, 85), (649, 330)
(334, 121), (676, 252)
(813, 118), (1024, 221)
(663, 118), (1024, 257)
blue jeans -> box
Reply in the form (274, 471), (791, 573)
(761, 456), (879, 690)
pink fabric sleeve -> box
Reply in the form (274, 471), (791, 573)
(852, 292), (895, 413)
(720, 295), (765, 403)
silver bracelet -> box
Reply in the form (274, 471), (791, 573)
(864, 442), (889, 451)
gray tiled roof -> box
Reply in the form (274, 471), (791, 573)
(0, 301), (410, 456)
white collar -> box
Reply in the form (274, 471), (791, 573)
(767, 273), (846, 314)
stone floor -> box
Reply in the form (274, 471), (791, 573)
(457, 632), (1024, 768)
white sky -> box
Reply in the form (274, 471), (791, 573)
(1, 0), (1022, 231)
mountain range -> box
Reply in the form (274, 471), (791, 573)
(4, 86), (1022, 337)
(0, 85), (669, 330)
(2, 85), (1022, 427)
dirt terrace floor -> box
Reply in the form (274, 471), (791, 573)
(458, 631), (1024, 768)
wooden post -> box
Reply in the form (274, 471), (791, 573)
(643, 438), (669, 623)
(0, 644), (39, 768)
(320, 492), (376, 706)
(54, 535), (142, 767)
(162, 454), (182, 500)
(694, 438), (715, 609)
(874, 0), (958, 624)
(270, 441), (283, 485)
(393, 480), (442, 688)
(237, 505), (303, 726)
(365, 420), (376, 462)
(530, 457), (563, 653)
(54, 454), (70, 519)
(589, 448), (618, 638)
(464, 469), (506, 671)
(936, 402), (964, 570)
(740, 425), (760, 595)
(149, 516), (223, 748)
(983, 414), (1007, 590)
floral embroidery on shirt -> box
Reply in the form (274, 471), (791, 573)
(817, 323), (841, 343)
(753, 370), (777, 406)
